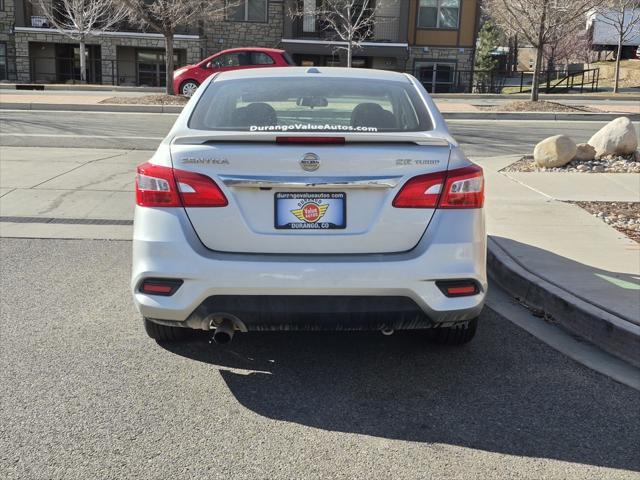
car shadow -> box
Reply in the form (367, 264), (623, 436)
(160, 310), (640, 472)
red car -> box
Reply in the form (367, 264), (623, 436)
(173, 47), (295, 97)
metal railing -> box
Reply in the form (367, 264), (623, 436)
(2, 55), (187, 87)
(412, 69), (600, 94)
(0, 55), (601, 95)
(290, 15), (402, 43)
(23, 15), (199, 35)
(512, 69), (600, 94)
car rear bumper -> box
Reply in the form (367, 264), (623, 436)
(131, 207), (487, 330)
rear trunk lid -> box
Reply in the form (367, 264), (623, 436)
(171, 133), (451, 254)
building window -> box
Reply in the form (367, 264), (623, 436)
(417, 0), (460, 29)
(229, 0), (268, 22)
(415, 61), (456, 93)
(0, 43), (6, 81)
(137, 49), (182, 87)
(0, 0), (5, 11)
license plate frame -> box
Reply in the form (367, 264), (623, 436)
(274, 192), (347, 230)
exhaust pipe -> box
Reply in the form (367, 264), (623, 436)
(213, 318), (235, 344)
(381, 326), (395, 336)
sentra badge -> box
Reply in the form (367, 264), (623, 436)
(182, 157), (229, 165)
(291, 202), (329, 223)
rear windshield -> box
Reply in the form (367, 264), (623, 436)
(188, 77), (432, 133)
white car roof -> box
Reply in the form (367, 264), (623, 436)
(213, 66), (412, 83)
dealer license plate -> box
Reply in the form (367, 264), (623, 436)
(275, 192), (346, 230)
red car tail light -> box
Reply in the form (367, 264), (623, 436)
(392, 171), (446, 208)
(439, 165), (484, 209)
(135, 162), (227, 208)
(392, 165), (484, 209)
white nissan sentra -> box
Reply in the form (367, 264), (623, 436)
(131, 67), (486, 345)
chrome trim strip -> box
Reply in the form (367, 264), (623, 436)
(218, 175), (403, 189)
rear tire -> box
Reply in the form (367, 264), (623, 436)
(427, 318), (478, 346)
(143, 318), (190, 342)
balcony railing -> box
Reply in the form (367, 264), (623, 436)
(26, 16), (199, 36)
(290, 15), (402, 43)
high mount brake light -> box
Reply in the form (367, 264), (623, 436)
(135, 162), (228, 208)
(393, 165), (484, 209)
(276, 136), (346, 144)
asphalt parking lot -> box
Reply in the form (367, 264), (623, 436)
(1, 237), (639, 480)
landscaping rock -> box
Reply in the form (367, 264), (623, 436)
(533, 135), (577, 168)
(574, 143), (596, 162)
(588, 117), (638, 158)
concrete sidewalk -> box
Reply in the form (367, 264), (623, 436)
(477, 155), (640, 365)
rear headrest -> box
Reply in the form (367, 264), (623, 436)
(231, 102), (277, 127)
(350, 102), (396, 129)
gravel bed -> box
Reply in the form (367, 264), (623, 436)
(502, 152), (640, 173)
(100, 94), (189, 105)
(573, 201), (640, 242)
(477, 101), (595, 113)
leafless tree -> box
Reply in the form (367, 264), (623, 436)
(544, 30), (594, 71)
(118, 0), (234, 95)
(485, 0), (604, 101)
(34, 0), (128, 83)
(290, 0), (386, 67)
(594, 0), (640, 92)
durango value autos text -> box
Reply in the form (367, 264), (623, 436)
(132, 67), (487, 346)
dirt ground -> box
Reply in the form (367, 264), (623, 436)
(478, 101), (594, 113)
(100, 95), (189, 106)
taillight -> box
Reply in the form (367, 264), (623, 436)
(392, 171), (445, 208)
(439, 165), (484, 209)
(392, 165), (484, 209)
(135, 162), (227, 207)
(136, 163), (181, 207)
(174, 169), (228, 207)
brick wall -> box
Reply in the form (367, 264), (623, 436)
(14, 29), (202, 84)
(0, 0), (16, 80)
(203, 0), (284, 56)
(408, 46), (475, 73)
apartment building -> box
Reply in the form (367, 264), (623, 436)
(4, 0), (283, 86)
(408, 0), (481, 93)
(281, 0), (481, 92)
(1, 0), (480, 93)
(0, 0), (16, 81)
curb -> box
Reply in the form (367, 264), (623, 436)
(487, 237), (640, 368)
(3, 85), (637, 101)
(444, 111), (640, 121)
(432, 93), (640, 101)
(0, 83), (164, 93)
(0, 102), (183, 114)
(2, 102), (637, 120)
